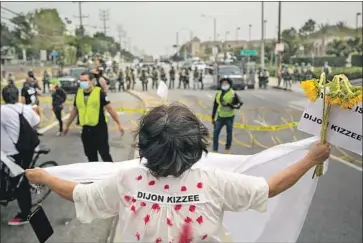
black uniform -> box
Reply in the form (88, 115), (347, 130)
(152, 69), (158, 89)
(21, 82), (40, 105)
(169, 68), (175, 89)
(52, 87), (67, 133)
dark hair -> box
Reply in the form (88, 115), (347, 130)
(80, 71), (94, 80)
(2, 84), (19, 104)
(134, 103), (209, 178)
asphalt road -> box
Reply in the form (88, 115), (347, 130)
(0, 92), (143, 243)
(1, 81), (361, 243)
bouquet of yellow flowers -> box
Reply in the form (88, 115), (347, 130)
(301, 73), (362, 178)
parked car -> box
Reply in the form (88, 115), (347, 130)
(58, 67), (89, 94)
(216, 65), (246, 90)
(191, 61), (206, 71)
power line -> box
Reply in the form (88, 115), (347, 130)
(99, 9), (110, 35)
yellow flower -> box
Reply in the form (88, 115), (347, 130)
(301, 80), (320, 102)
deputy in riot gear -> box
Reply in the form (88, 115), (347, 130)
(152, 67), (159, 89)
(293, 63), (300, 83)
(130, 68), (136, 90)
(281, 64), (292, 89)
(305, 64), (314, 80)
(125, 67), (132, 90)
(140, 69), (148, 91)
(117, 69), (125, 92)
(160, 68), (167, 83)
(169, 66), (176, 89)
(193, 67), (199, 90)
(322, 61), (331, 77)
(258, 67), (269, 89)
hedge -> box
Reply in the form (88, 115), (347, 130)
(351, 54), (363, 67)
(267, 66), (362, 81)
(291, 56), (346, 67)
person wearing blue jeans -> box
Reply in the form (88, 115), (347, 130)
(211, 78), (243, 154)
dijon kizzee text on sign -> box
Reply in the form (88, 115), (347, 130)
(298, 95), (362, 156)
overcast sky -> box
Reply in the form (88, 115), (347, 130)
(1, 1), (362, 56)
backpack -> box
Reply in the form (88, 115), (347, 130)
(3, 105), (40, 154)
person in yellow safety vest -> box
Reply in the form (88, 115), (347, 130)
(63, 71), (125, 162)
(211, 78), (243, 154)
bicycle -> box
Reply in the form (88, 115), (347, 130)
(0, 145), (58, 207)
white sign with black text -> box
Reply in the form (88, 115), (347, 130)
(136, 191), (206, 205)
(298, 96), (362, 155)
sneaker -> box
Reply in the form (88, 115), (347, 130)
(56, 132), (61, 136)
(224, 149), (232, 154)
(8, 213), (29, 226)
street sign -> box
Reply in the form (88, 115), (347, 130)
(240, 49), (258, 56)
(275, 43), (284, 54)
(50, 50), (58, 57)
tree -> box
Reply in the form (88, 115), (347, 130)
(326, 39), (350, 58)
(31, 8), (67, 52)
(318, 23), (330, 55)
(346, 37), (362, 53)
(336, 21), (348, 40)
(204, 46), (212, 55)
(0, 23), (16, 48)
(299, 19), (316, 37)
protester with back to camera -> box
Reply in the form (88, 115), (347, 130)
(25, 102), (330, 242)
(212, 78), (243, 154)
(62, 71), (124, 162)
(1, 84), (40, 226)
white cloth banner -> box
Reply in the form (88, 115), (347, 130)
(1, 137), (322, 242)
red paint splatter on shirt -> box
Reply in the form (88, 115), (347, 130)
(180, 186), (187, 192)
(201, 234), (208, 240)
(179, 223), (192, 243)
(174, 205), (182, 211)
(136, 175), (142, 181)
(189, 205), (196, 213)
(155, 237), (162, 243)
(149, 180), (156, 186)
(196, 182), (203, 189)
(152, 203), (161, 211)
(196, 215), (203, 225)
(184, 217), (192, 223)
(167, 218), (173, 226)
(140, 201), (147, 207)
(124, 195), (131, 202)
(130, 205), (136, 213)
(164, 184), (170, 190)
(144, 214), (150, 225)
(132, 198), (136, 203)
(136, 232), (140, 241)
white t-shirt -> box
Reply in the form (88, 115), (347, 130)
(1, 103), (40, 155)
(73, 164), (269, 242)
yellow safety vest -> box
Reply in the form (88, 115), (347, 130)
(76, 87), (108, 126)
(216, 89), (235, 118)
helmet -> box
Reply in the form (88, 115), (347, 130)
(1, 84), (19, 104)
(28, 70), (34, 77)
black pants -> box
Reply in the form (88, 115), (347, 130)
(43, 81), (50, 93)
(53, 107), (63, 132)
(142, 81), (148, 91)
(81, 126), (113, 162)
(118, 81), (125, 92)
(12, 152), (33, 218)
(169, 77), (175, 89)
(152, 79), (158, 89)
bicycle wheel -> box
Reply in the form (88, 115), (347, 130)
(31, 161), (58, 206)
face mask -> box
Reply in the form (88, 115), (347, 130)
(80, 81), (89, 90)
(221, 85), (230, 91)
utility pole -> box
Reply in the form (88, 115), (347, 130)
(99, 9), (110, 35)
(176, 32), (179, 55)
(117, 25), (125, 63)
(276, 1), (282, 86)
(260, 1), (265, 70)
(73, 2), (88, 57)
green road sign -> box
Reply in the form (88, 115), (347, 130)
(240, 49), (258, 56)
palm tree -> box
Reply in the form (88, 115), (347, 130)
(336, 21), (348, 40)
(346, 36), (362, 53)
(318, 23), (330, 55)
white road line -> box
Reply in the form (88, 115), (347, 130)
(253, 119), (268, 126)
(37, 114), (70, 134)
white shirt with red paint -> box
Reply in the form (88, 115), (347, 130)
(73, 164), (269, 243)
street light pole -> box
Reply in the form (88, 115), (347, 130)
(276, 1), (282, 86)
(249, 24), (252, 41)
(356, 12), (361, 30)
(261, 1), (265, 69)
(236, 27), (240, 45)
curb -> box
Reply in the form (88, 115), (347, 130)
(108, 90), (145, 243)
